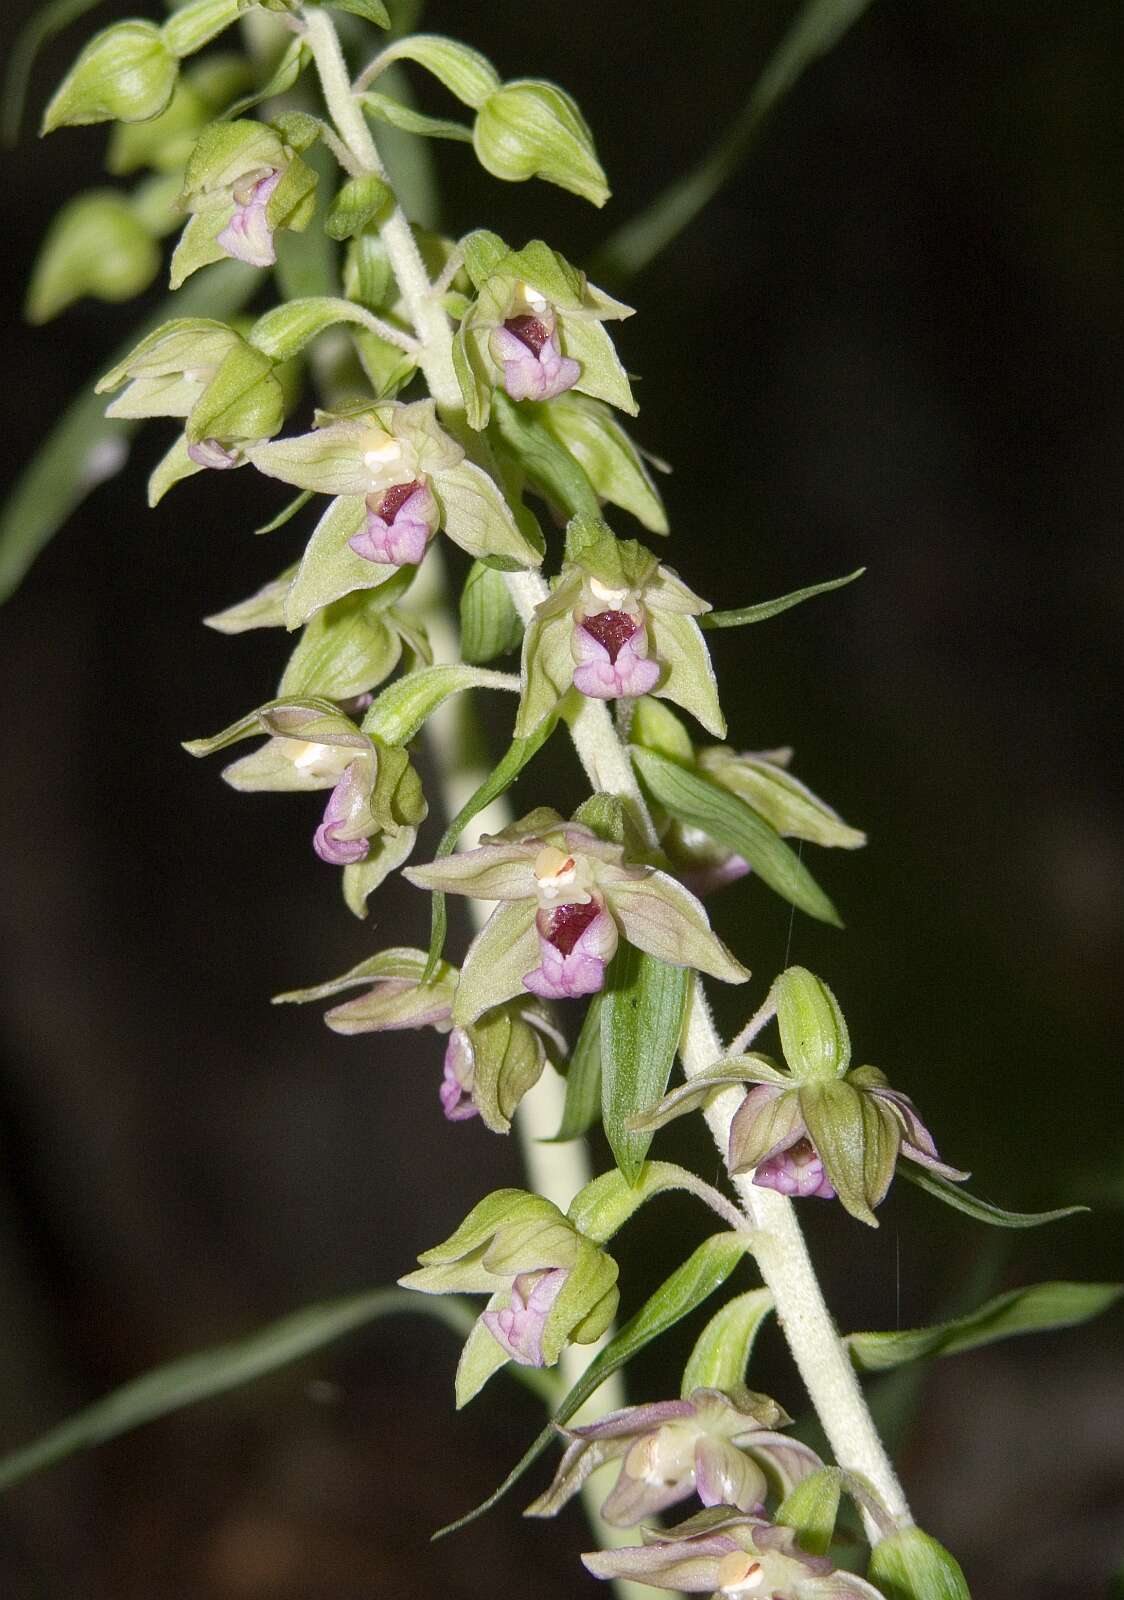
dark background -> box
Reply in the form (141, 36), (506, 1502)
(1, 1), (1121, 1596)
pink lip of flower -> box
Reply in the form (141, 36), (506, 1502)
(572, 609), (662, 700)
(524, 898), (619, 1000)
(481, 1266), (568, 1366)
(217, 168), (283, 269)
(439, 1028), (480, 1122)
(753, 1137), (836, 1200)
(186, 438), (241, 470)
(349, 480), (439, 566)
(312, 762), (370, 866)
(491, 314), (581, 402)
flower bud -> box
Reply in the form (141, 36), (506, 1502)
(26, 193), (159, 323)
(43, 21), (179, 132)
(473, 80), (610, 207)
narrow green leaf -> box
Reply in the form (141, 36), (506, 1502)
(595, 0), (876, 279)
(680, 1287), (774, 1396)
(360, 89), (472, 142)
(900, 1166), (1090, 1229)
(847, 1281), (1121, 1374)
(601, 945), (689, 1184)
(775, 1466), (843, 1557)
(423, 711), (562, 979)
(867, 1526), (971, 1600)
(361, 663), (518, 747)
(546, 994), (603, 1142)
(0, 261), (258, 605)
(701, 569), (865, 631)
(3, 0), (111, 146)
(0, 1288), (479, 1495)
(432, 1230), (755, 1539)
(632, 746), (843, 927)
(460, 558), (524, 664)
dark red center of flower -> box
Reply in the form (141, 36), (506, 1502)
(544, 899), (601, 956)
(580, 610), (639, 663)
(378, 479), (422, 520)
(504, 314), (551, 356)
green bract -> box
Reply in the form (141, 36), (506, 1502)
(473, 79), (610, 207)
(42, 21), (179, 132)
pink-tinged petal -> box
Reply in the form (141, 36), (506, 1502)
(582, 1536), (739, 1592)
(217, 168), (282, 269)
(481, 1265), (567, 1365)
(187, 438), (240, 470)
(693, 1436), (768, 1513)
(569, 1399), (697, 1442)
(599, 1460), (698, 1528)
(754, 1137), (836, 1200)
(312, 761), (370, 865)
(681, 853), (752, 898)
(737, 1432), (825, 1498)
(871, 1086), (969, 1181)
(524, 900), (618, 1000)
(350, 481), (438, 566)
(490, 317), (580, 402)
(728, 1083), (805, 1171)
(440, 1028), (479, 1122)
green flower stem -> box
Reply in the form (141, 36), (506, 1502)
(306, 0), (910, 1545)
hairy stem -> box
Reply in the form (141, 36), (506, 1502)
(306, 0), (910, 1543)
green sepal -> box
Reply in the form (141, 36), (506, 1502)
(162, 0), (251, 59)
(547, 994), (603, 1143)
(359, 90), (471, 143)
(147, 432), (205, 506)
(567, 1159), (727, 1247)
(451, 900), (541, 1027)
(466, 1006), (549, 1134)
(106, 73), (218, 177)
(867, 1527), (971, 1600)
(96, 316), (240, 404)
(631, 747), (844, 926)
(248, 295), (397, 362)
(42, 20), (178, 131)
(631, 696), (695, 764)
(460, 559), (523, 663)
(370, 34), (499, 109)
(600, 946), (689, 1184)
(183, 694), (355, 761)
(264, 151), (318, 234)
(772, 966), (851, 1080)
(473, 79), (609, 207)
(412, 1190), (565, 1270)
(603, 872), (749, 986)
(556, 313), (636, 415)
(274, 945), (456, 1007)
(699, 747), (866, 850)
(342, 824), (418, 918)
(278, 586), (411, 701)
(181, 118), (285, 207)
(680, 1287), (774, 1396)
(431, 461), (543, 568)
(27, 192), (160, 323)
(626, 1057), (789, 1137)
(461, 228), (510, 290)
(847, 1280), (1122, 1374)
(284, 496), (404, 626)
(184, 343), (284, 446)
(325, 173), (393, 240)
(204, 567), (296, 633)
(489, 392), (602, 520)
(534, 393), (667, 532)
(799, 1080), (899, 1228)
(775, 1466), (843, 1558)
(514, 604), (580, 740)
(645, 607), (725, 736)
(168, 208), (228, 288)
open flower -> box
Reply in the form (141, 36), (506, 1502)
(517, 516), (724, 738)
(400, 1189), (619, 1404)
(404, 806), (748, 1024)
(454, 233), (634, 428)
(629, 966), (967, 1226)
(243, 399), (541, 627)
(274, 947), (564, 1132)
(528, 1388), (822, 1526)
(184, 698), (426, 917)
(583, 1508), (885, 1598)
